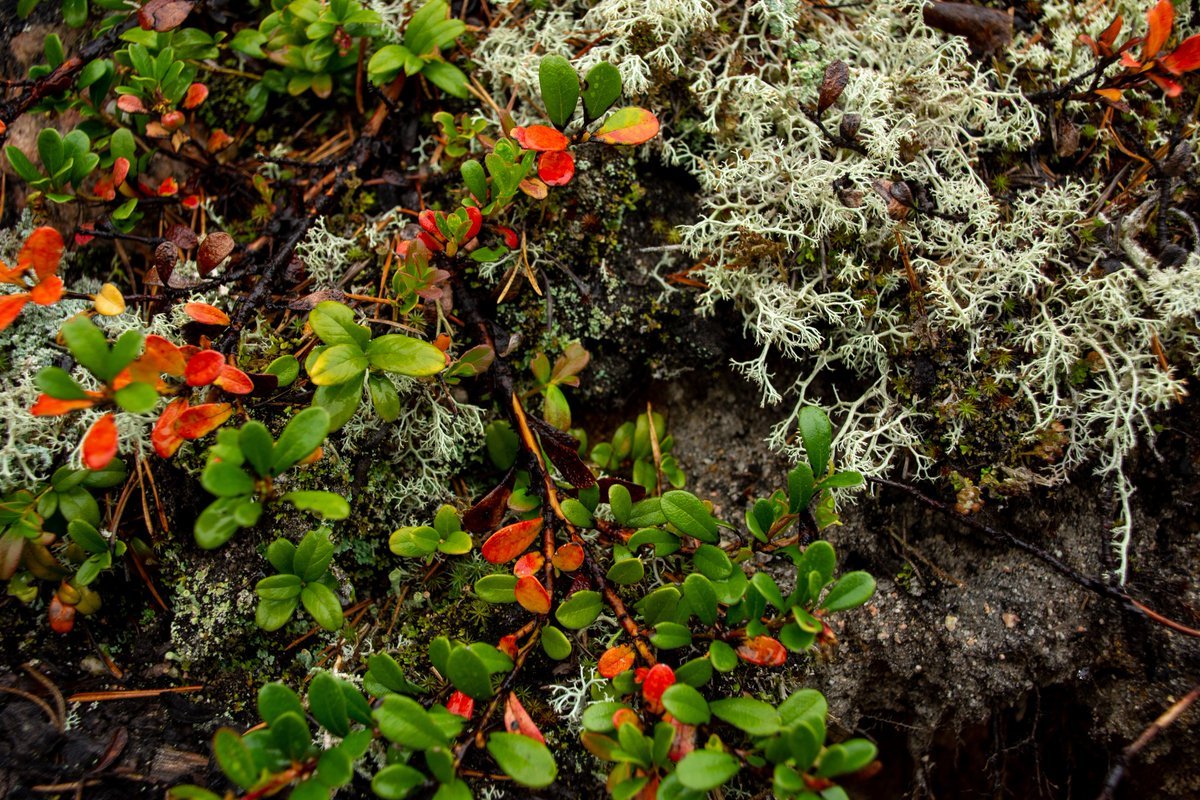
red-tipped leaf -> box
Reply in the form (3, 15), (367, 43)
(215, 364), (254, 395)
(18, 227), (64, 280)
(185, 350), (225, 386)
(152, 397), (189, 458)
(513, 551), (545, 578)
(176, 402), (234, 440)
(551, 542), (584, 572)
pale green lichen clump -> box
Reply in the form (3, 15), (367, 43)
(473, 0), (1200, 581)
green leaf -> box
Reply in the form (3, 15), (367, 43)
(693, 544), (733, 580)
(750, 572), (785, 611)
(61, 316), (110, 381)
(606, 556), (644, 585)
(487, 732), (558, 788)
(309, 301), (370, 348)
(282, 491), (349, 520)
(485, 421), (518, 470)
(367, 374), (400, 421)
(437, 529), (472, 555)
(62, 0), (87, 27)
(256, 597), (299, 631)
(798, 406), (832, 476)
(212, 728), (258, 789)
(461, 159), (488, 202)
(787, 461), (816, 513)
(676, 750), (739, 792)
(608, 483), (632, 524)
(270, 710), (312, 760)
(272, 407), (330, 473)
(582, 61), (621, 120)
(166, 787), (223, 800)
(538, 54), (579, 129)
(309, 343), (368, 386)
(816, 738), (877, 778)
(651, 621), (692, 649)
(238, 421), (274, 477)
(316, 747), (353, 787)
(256, 574), (303, 601)
(819, 470), (863, 488)
(365, 653), (420, 696)
(541, 625), (572, 660)
(265, 355), (300, 387)
(446, 644), (493, 699)
(390, 525), (440, 557)
(661, 684), (710, 725)
(258, 682), (304, 724)
(709, 697), (780, 736)
(683, 573), (719, 626)
(301, 582), (344, 631)
(313, 379), (362, 431)
(778, 688), (827, 726)
(292, 529), (335, 582)
(708, 640), (738, 673)
(67, 519), (107, 553)
(201, 461), (254, 498)
(661, 491), (718, 542)
(365, 334), (446, 376)
(7, 145), (44, 183)
(636, 586), (680, 626)
(266, 538), (296, 574)
(308, 671), (350, 736)
(582, 701), (627, 733)
(474, 573), (517, 603)
(819, 571), (875, 612)
(35, 367), (88, 400)
(37, 128), (64, 174)
(555, 589), (601, 629)
(373, 695), (445, 749)
(421, 60), (469, 98)
(371, 764), (426, 799)
(560, 497), (593, 527)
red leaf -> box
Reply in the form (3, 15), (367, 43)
(598, 645), (635, 678)
(140, 335), (187, 376)
(117, 94), (149, 114)
(592, 108), (660, 146)
(157, 177), (179, 196)
(497, 635), (518, 658)
(1099, 15), (1124, 50)
(666, 715), (696, 762)
(183, 302), (230, 325)
(537, 150), (575, 186)
(112, 157), (130, 188)
(185, 350), (225, 386)
(550, 542), (584, 572)
(446, 691), (475, 719)
(18, 227), (64, 281)
(640, 664), (675, 711)
(736, 635), (788, 667)
(82, 414), (119, 470)
(49, 594), (76, 634)
(481, 518), (543, 564)
(464, 206), (483, 241)
(182, 82), (209, 109)
(1147, 71), (1183, 96)
(513, 551), (545, 578)
(511, 125), (570, 152)
(1161, 34), (1200, 74)
(504, 693), (546, 743)
(495, 225), (519, 249)
(152, 397), (189, 458)
(30, 275), (64, 306)
(137, 0), (194, 31)
(215, 365), (254, 395)
(418, 209), (442, 240)
(176, 402), (234, 440)
(32, 394), (96, 416)
(1143, 0), (1174, 60)
(0, 294), (30, 331)
(514, 575), (551, 614)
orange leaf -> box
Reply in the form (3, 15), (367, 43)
(513, 551), (545, 578)
(176, 402), (234, 440)
(514, 575), (551, 614)
(446, 690), (475, 719)
(117, 94), (148, 114)
(593, 108), (660, 146)
(215, 365), (254, 395)
(112, 157), (130, 187)
(537, 150), (575, 186)
(32, 394), (97, 416)
(1161, 34), (1200, 74)
(497, 634), (518, 658)
(736, 635), (788, 667)
(18, 227), (64, 281)
(157, 176), (179, 196)
(49, 594), (76, 634)
(503, 693), (546, 743)
(152, 397), (189, 458)
(82, 414), (119, 470)
(519, 177), (548, 199)
(182, 82), (209, 109)
(141, 335), (187, 376)
(207, 129), (234, 152)
(184, 302), (230, 325)
(481, 518), (544, 564)
(185, 350), (225, 386)
(0, 294), (30, 331)
(612, 708), (640, 730)
(551, 542), (584, 572)
(1143, 0), (1173, 61)
(640, 663), (675, 710)
(511, 125), (570, 152)
(598, 645), (635, 678)
(1094, 87), (1124, 102)
(30, 275), (64, 306)
(1099, 15), (1124, 50)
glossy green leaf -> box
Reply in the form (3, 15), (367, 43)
(693, 544), (733, 579)
(798, 406), (832, 476)
(675, 750), (739, 792)
(538, 54), (579, 129)
(281, 491), (349, 520)
(661, 684), (710, 725)
(555, 589), (602, 629)
(272, 407), (330, 473)
(651, 621), (692, 649)
(373, 695), (445, 749)
(815, 738), (878, 778)
(819, 571), (876, 612)
(308, 671), (350, 736)
(709, 697), (780, 736)
(582, 61), (621, 120)
(606, 556), (644, 585)
(301, 582), (343, 631)
(365, 334), (445, 376)
(212, 728), (258, 789)
(541, 625), (572, 660)
(309, 301), (370, 348)
(474, 573), (517, 603)
(661, 491), (718, 542)
(371, 764), (426, 799)
(446, 645), (493, 699)
(487, 732), (558, 788)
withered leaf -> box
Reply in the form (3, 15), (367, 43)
(817, 61), (850, 114)
(463, 469), (516, 533)
(597, 478), (646, 504)
(197, 232), (234, 276)
(245, 372), (281, 396)
(153, 242), (178, 283)
(526, 414), (596, 489)
(288, 289), (346, 311)
(165, 224), (198, 250)
(138, 0), (194, 32)
(923, 1), (1013, 57)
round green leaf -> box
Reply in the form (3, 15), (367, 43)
(446, 645), (493, 699)
(371, 764), (426, 799)
(308, 671), (350, 736)
(301, 582), (344, 631)
(365, 334), (446, 376)
(487, 732), (558, 788)
(798, 406), (833, 476)
(373, 695), (445, 749)
(474, 573), (517, 603)
(676, 750), (739, 792)
(212, 728), (258, 789)
(606, 557), (644, 585)
(309, 343), (368, 386)
(582, 61), (621, 120)
(555, 589), (602, 629)
(709, 697), (781, 736)
(538, 54), (580, 129)
(272, 407), (331, 472)
(282, 491), (350, 520)
(819, 570), (876, 612)
(661, 490), (718, 542)
(661, 684), (710, 725)
(541, 625), (572, 660)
